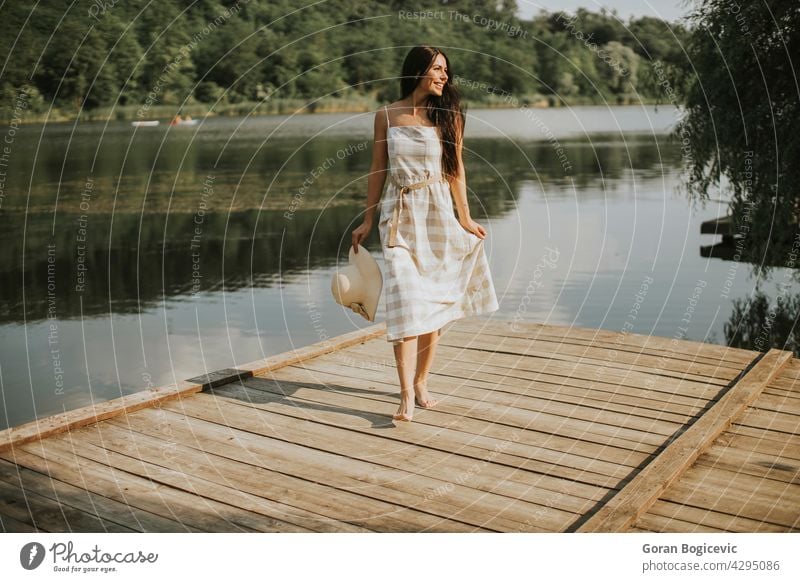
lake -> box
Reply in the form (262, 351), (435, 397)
(1, 105), (795, 430)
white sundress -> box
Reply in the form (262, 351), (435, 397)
(378, 105), (499, 343)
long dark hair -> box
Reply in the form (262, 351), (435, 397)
(399, 46), (465, 181)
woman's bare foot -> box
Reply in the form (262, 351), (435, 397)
(393, 392), (414, 422)
(413, 378), (438, 409)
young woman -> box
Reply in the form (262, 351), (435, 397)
(351, 46), (499, 422)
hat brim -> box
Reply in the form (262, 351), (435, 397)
(331, 245), (383, 322)
(349, 244), (382, 321)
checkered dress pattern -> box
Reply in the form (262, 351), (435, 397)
(378, 105), (499, 343)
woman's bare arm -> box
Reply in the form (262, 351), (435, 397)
(352, 109), (389, 253)
(363, 108), (389, 225)
(448, 122), (471, 223)
(448, 120), (487, 239)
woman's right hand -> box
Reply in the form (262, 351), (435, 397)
(351, 219), (373, 253)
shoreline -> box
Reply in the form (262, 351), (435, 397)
(3, 95), (667, 125)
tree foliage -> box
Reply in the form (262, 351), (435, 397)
(0, 0), (691, 115)
(671, 0), (800, 277)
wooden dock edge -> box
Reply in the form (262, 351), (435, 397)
(0, 322), (386, 454)
(575, 348), (793, 533)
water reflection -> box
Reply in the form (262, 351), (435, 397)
(4, 207), (360, 323)
(1, 107), (796, 431)
(725, 291), (800, 355)
(4, 130), (675, 324)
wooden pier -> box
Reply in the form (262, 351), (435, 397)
(1, 317), (798, 533)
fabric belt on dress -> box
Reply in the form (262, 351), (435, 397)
(387, 169), (448, 248)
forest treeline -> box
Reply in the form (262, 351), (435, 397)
(0, 0), (691, 121)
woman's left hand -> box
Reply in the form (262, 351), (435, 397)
(459, 217), (487, 239)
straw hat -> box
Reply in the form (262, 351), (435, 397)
(331, 244), (383, 322)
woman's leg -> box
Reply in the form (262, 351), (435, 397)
(414, 328), (440, 407)
(392, 336), (417, 419)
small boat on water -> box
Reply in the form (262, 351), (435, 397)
(131, 120), (159, 127)
(169, 114), (198, 127)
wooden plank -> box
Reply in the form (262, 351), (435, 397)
(0, 512), (39, 532)
(633, 511), (728, 533)
(433, 349), (728, 403)
(770, 359), (800, 380)
(453, 319), (754, 364)
(102, 415), (483, 533)
(0, 381), (204, 454)
(762, 386), (800, 403)
(718, 431), (800, 462)
(189, 385), (615, 505)
(276, 361), (680, 449)
(3, 444), (260, 533)
(145, 398), (543, 531)
(158, 395), (576, 531)
(312, 350), (705, 423)
(766, 380), (800, 394)
(732, 408), (800, 434)
(693, 443), (800, 484)
(293, 357), (690, 438)
(27, 435), (325, 533)
(345, 338), (734, 393)
(241, 368), (653, 479)
(441, 351), (730, 391)
(102, 416), (472, 533)
(725, 424), (800, 454)
(770, 388), (800, 403)
(0, 317), (780, 533)
(84, 419), (440, 533)
(642, 499), (792, 533)
(262, 369), (660, 462)
(452, 318), (754, 363)
(260, 371), (665, 466)
(439, 329), (746, 381)
(451, 318), (743, 363)
(316, 359), (699, 430)
(764, 375), (800, 390)
(658, 465), (800, 529)
(704, 466), (800, 505)
(764, 377), (800, 394)
(0, 479), (134, 532)
(576, 348), (793, 532)
(317, 346), (709, 418)
(749, 392), (800, 415)
(340, 344), (723, 422)
(342, 340), (733, 403)
(0, 323), (385, 453)
(0, 457), (188, 532)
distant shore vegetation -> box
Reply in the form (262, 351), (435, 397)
(0, 0), (691, 123)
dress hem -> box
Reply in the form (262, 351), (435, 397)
(385, 303), (499, 344)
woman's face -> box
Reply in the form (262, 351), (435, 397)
(422, 53), (448, 96)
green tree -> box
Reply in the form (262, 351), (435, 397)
(0, 1), (690, 117)
(600, 41), (639, 95)
(295, 47), (346, 99)
(36, 15), (120, 109)
(95, 14), (144, 106)
(193, 17), (262, 102)
(134, 2), (196, 106)
(671, 0), (800, 278)
(625, 16), (691, 62)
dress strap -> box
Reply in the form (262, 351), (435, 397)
(384, 105), (390, 129)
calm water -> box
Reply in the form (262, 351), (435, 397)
(1, 105), (795, 430)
